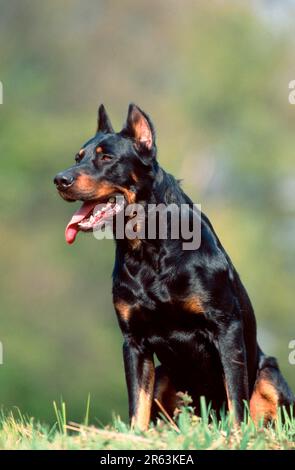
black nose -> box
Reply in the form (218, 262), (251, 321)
(54, 173), (75, 190)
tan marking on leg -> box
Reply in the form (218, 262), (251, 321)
(114, 301), (132, 322)
(132, 362), (155, 431)
(250, 378), (279, 424)
(224, 380), (234, 413)
(131, 387), (154, 431)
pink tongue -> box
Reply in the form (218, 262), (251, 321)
(65, 201), (98, 245)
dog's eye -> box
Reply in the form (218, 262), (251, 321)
(75, 154), (82, 164)
(93, 148), (114, 167)
(101, 154), (113, 162)
(75, 149), (85, 163)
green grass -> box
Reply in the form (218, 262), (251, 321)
(0, 399), (294, 450)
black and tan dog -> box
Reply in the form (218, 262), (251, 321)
(54, 104), (294, 430)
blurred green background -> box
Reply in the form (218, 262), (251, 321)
(0, 0), (295, 424)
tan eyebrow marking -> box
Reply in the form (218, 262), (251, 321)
(79, 148), (85, 157)
(96, 146), (103, 154)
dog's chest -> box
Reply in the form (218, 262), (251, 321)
(113, 251), (208, 335)
(114, 250), (185, 308)
(112, 246), (218, 367)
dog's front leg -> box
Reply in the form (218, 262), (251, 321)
(216, 319), (249, 424)
(123, 340), (155, 431)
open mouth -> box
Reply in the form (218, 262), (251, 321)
(65, 194), (125, 244)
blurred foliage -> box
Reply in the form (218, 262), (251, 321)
(0, 0), (295, 424)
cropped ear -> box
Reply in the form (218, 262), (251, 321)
(97, 104), (114, 133)
(123, 103), (156, 151)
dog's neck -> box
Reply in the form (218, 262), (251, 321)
(137, 163), (191, 207)
(114, 163), (194, 256)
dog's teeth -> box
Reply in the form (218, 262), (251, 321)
(89, 215), (94, 223)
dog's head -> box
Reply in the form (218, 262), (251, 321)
(54, 104), (157, 244)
